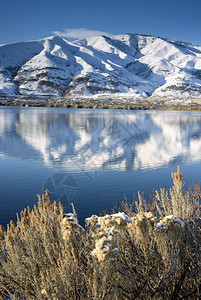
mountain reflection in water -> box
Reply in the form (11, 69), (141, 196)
(1, 107), (201, 170)
(1, 107), (201, 228)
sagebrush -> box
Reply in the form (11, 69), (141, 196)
(0, 166), (200, 299)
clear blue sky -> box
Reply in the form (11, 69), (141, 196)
(1, 0), (201, 46)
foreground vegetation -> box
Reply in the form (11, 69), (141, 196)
(0, 166), (200, 299)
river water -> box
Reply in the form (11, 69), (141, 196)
(0, 106), (201, 227)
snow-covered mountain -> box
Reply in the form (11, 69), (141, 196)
(1, 34), (201, 98)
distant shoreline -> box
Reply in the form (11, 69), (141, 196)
(1, 96), (201, 111)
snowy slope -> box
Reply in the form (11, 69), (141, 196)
(0, 34), (201, 98)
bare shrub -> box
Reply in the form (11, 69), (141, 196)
(0, 166), (200, 299)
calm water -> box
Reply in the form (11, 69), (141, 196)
(1, 106), (201, 227)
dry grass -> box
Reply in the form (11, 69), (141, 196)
(0, 166), (200, 299)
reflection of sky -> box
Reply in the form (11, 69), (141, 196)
(1, 107), (201, 171)
(1, 107), (201, 229)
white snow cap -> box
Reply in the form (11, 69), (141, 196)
(1, 33), (201, 98)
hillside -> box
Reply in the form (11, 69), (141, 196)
(0, 34), (201, 98)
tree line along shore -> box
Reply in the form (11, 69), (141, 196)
(1, 96), (201, 111)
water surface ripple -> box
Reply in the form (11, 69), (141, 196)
(0, 107), (201, 227)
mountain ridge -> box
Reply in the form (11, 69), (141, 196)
(0, 33), (201, 99)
